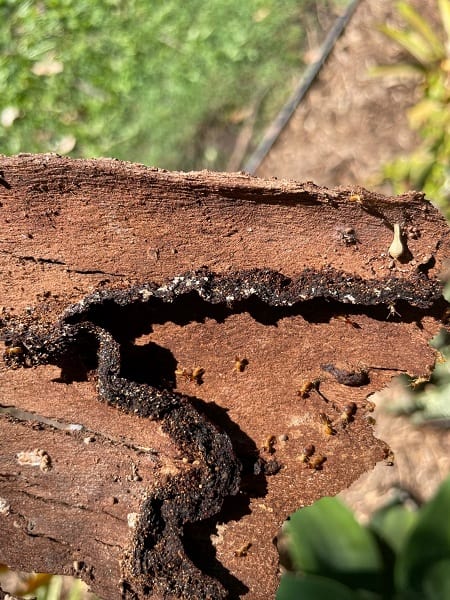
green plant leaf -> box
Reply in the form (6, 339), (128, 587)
(284, 497), (383, 593)
(277, 573), (362, 600)
(421, 559), (450, 600)
(379, 25), (438, 65)
(396, 476), (450, 594)
(369, 503), (419, 556)
(368, 63), (425, 79)
(396, 1), (445, 60)
(407, 98), (442, 129)
(438, 0), (450, 44)
(444, 281), (450, 303)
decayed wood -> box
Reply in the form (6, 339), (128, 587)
(0, 154), (449, 599)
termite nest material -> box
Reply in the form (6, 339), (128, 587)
(263, 458), (282, 476)
(254, 457), (282, 476)
(321, 363), (370, 387)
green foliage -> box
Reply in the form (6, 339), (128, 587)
(0, 570), (92, 599)
(374, 1), (450, 217)
(33, 575), (88, 600)
(278, 477), (450, 599)
(0, 0), (340, 170)
(388, 296), (450, 427)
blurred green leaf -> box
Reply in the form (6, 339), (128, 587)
(421, 560), (450, 600)
(284, 497), (383, 593)
(369, 63), (424, 79)
(407, 98), (442, 128)
(379, 25), (438, 65)
(277, 573), (361, 600)
(444, 281), (450, 303)
(369, 503), (419, 556)
(438, 0), (450, 43)
(396, 1), (445, 59)
(396, 477), (450, 594)
(0, 0), (345, 171)
(377, 0), (450, 215)
(67, 578), (87, 600)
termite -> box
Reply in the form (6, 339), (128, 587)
(338, 226), (358, 245)
(335, 315), (361, 329)
(319, 413), (335, 436)
(3, 345), (25, 367)
(340, 402), (356, 426)
(297, 379), (319, 399)
(409, 376), (428, 390)
(386, 302), (401, 319)
(262, 435), (276, 454)
(175, 366), (205, 384)
(234, 356), (249, 372)
(298, 443), (315, 463)
(384, 449), (395, 466)
(4, 346), (23, 357)
(234, 542), (252, 557)
(308, 454), (326, 470)
(348, 193), (363, 204)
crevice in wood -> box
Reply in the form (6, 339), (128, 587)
(0, 250), (124, 277)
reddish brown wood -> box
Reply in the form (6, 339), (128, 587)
(0, 154), (449, 599)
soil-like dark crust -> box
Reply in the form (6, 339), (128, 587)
(2, 266), (443, 598)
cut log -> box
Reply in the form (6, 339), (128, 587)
(0, 154), (448, 599)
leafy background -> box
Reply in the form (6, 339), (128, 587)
(1, 0), (345, 171)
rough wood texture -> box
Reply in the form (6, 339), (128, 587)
(0, 154), (449, 599)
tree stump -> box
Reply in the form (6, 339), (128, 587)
(0, 154), (448, 599)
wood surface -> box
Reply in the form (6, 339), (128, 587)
(0, 154), (449, 599)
